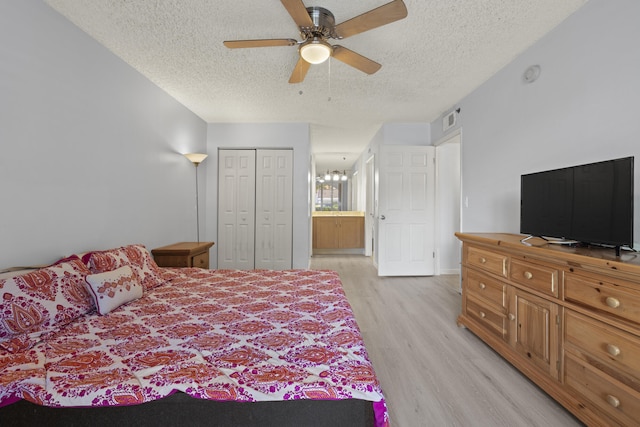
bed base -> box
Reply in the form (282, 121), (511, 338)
(0, 392), (375, 427)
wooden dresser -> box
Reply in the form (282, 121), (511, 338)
(456, 233), (640, 426)
(151, 242), (214, 268)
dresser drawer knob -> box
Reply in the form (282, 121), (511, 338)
(606, 344), (621, 357)
(606, 394), (620, 408)
(523, 271), (533, 280)
(508, 313), (515, 321)
(479, 282), (486, 289)
(605, 297), (621, 309)
(480, 257), (487, 264)
(479, 311), (486, 318)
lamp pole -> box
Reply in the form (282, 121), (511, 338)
(194, 163), (201, 243)
(184, 153), (208, 243)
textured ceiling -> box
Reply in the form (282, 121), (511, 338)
(43, 0), (587, 172)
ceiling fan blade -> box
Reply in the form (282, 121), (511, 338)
(334, 0), (408, 39)
(224, 39), (298, 49)
(289, 57), (311, 84)
(281, 0), (314, 28)
(332, 45), (381, 75)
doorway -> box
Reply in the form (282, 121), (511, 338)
(435, 131), (461, 275)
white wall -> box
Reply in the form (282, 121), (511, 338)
(382, 123), (431, 146)
(432, 0), (640, 247)
(0, 1), (207, 268)
(205, 123), (311, 269)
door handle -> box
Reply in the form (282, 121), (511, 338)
(380, 215), (386, 220)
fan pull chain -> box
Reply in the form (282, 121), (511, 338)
(327, 58), (332, 102)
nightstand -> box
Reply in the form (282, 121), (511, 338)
(151, 242), (214, 268)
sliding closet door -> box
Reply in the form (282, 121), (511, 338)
(255, 149), (293, 269)
(218, 150), (256, 269)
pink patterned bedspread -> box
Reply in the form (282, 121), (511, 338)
(0, 268), (388, 426)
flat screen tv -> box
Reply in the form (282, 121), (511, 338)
(520, 157), (634, 254)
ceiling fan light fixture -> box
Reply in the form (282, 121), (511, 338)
(300, 38), (332, 64)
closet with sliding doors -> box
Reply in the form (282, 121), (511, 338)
(217, 149), (293, 270)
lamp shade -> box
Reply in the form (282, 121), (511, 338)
(184, 153), (208, 165)
(300, 38), (332, 64)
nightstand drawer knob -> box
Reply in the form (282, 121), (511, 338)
(479, 282), (486, 290)
(606, 344), (621, 357)
(479, 257), (487, 264)
(509, 313), (515, 321)
(605, 297), (621, 309)
(479, 311), (486, 319)
(523, 271), (533, 280)
(606, 394), (620, 408)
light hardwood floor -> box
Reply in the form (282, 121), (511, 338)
(310, 255), (583, 427)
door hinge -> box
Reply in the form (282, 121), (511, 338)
(433, 252), (436, 258)
(556, 315), (560, 325)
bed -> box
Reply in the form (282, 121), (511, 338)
(0, 245), (387, 426)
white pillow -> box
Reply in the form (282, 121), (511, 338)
(85, 265), (143, 315)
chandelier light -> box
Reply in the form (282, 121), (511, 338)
(319, 169), (349, 182)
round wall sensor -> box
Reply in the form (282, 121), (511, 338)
(523, 65), (541, 83)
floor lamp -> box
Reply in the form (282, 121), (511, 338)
(184, 153), (208, 242)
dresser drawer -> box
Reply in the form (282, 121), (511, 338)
(565, 352), (640, 426)
(152, 242), (214, 269)
(564, 274), (640, 326)
(510, 259), (558, 298)
(466, 295), (507, 340)
(466, 269), (507, 311)
(192, 252), (209, 268)
(565, 310), (640, 379)
(467, 246), (508, 278)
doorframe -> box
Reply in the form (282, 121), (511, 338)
(433, 128), (462, 276)
(364, 154), (375, 258)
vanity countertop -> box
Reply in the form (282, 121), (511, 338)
(312, 211), (364, 217)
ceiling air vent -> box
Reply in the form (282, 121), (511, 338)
(443, 110), (457, 132)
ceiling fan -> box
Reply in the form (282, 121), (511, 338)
(223, 0), (408, 83)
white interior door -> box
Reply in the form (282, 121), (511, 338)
(378, 145), (435, 276)
(218, 150), (256, 269)
(255, 149), (293, 269)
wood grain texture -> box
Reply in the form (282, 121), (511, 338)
(310, 255), (582, 426)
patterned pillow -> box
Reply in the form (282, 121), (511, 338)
(0, 256), (94, 352)
(82, 244), (165, 291)
(85, 266), (143, 315)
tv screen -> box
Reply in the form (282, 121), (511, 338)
(520, 157), (634, 249)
